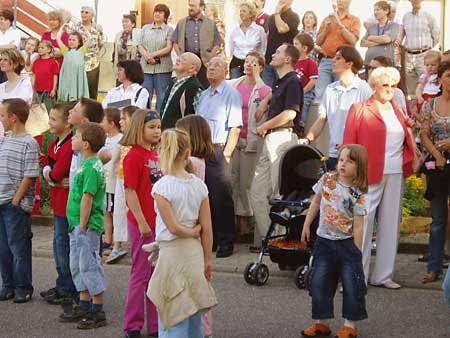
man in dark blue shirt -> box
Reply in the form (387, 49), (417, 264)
(250, 43), (303, 250)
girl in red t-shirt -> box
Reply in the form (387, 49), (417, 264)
(32, 40), (60, 103)
(121, 110), (162, 337)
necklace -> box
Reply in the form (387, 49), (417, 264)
(377, 20), (389, 36)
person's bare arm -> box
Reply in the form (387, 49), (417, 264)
(56, 24), (68, 49)
(154, 194), (201, 238)
(339, 25), (358, 45)
(420, 121), (447, 170)
(300, 192), (321, 243)
(173, 42), (181, 56)
(199, 198), (213, 281)
(79, 193), (94, 232)
(353, 215), (364, 250)
(316, 19), (332, 46)
(274, 13), (290, 34)
(149, 40), (173, 58)
(51, 74), (58, 98)
(367, 34), (392, 44)
(223, 127), (240, 162)
(303, 79), (317, 94)
(415, 83), (425, 104)
(125, 188), (152, 237)
(360, 37), (379, 47)
(256, 109), (297, 137)
(304, 112), (327, 142)
(12, 177), (36, 206)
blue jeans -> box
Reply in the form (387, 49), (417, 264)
(0, 202), (33, 296)
(426, 173), (450, 273)
(310, 237), (368, 321)
(315, 58), (339, 103)
(158, 311), (203, 338)
(69, 226), (105, 296)
(142, 72), (172, 112)
(301, 89), (315, 124)
(53, 215), (76, 296)
(262, 64), (278, 87)
(443, 268), (450, 308)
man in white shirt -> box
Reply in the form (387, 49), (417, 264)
(399, 0), (440, 97)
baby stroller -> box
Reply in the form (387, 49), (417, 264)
(244, 144), (326, 288)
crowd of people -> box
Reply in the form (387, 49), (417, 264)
(0, 0), (449, 337)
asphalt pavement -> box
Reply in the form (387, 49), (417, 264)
(0, 257), (449, 338)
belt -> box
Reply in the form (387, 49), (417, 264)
(266, 127), (292, 134)
(406, 48), (431, 55)
(213, 143), (225, 147)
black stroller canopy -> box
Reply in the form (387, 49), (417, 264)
(278, 144), (325, 198)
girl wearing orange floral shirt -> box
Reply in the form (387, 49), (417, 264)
(300, 144), (368, 338)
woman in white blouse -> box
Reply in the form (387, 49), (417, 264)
(0, 49), (33, 137)
(102, 60), (149, 109)
(229, 2), (266, 79)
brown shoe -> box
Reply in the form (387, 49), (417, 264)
(301, 323), (331, 337)
(422, 271), (440, 283)
(334, 326), (357, 338)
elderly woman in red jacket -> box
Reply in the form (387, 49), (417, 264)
(343, 67), (414, 289)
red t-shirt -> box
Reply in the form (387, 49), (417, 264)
(294, 57), (318, 89)
(47, 134), (73, 217)
(255, 12), (269, 32)
(41, 31), (69, 69)
(32, 57), (60, 92)
(123, 145), (162, 228)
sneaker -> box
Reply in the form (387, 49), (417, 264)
(59, 305), (90, 323)
(0, 288), (14, 301)
(125, 331), (142, 338)
(40, 287), (56, 299)
(105, 248), (127, 264)
(13, 292), (32, 303)
(77, 311), (107, 329)
(46, 291), (75, 305)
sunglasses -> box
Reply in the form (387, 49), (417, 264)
(144, 111), (161, 123)
(81, 10), (91, 14)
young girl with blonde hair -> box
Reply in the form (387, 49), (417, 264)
(148, 128), (217, 338)
(121, 109), (162, 337)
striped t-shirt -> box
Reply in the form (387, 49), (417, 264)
(0, 133), (40, 213)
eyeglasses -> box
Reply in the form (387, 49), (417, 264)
(81, 10), (90, 14)
(382, 83), (397, 89)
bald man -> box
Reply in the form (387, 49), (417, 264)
(160, 52), (203, 129)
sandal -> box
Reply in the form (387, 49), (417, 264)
(422, 271), (440, 284)
(301, 323), (331, 337)
(335, 326), (358, 338)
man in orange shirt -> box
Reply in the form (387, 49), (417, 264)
(315, 0), (360, 102)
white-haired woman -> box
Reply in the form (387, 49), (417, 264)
(229, 2), (266, 79)
(343, 67), (415, 289)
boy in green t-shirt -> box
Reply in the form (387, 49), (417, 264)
(60, 122), (107, 329)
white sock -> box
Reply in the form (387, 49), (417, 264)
(344, 319), (355, 328)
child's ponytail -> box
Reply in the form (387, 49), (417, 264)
(160, 128), (191, 175)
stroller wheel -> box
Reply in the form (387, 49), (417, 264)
(295, 265), (311, 289)
(244, 262), (257, 285)
(253, 263), (269, 286)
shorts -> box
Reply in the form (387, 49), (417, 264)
(105, 193), (115, 213)
(69, 226), (106, 296)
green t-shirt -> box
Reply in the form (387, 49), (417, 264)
(67, 156), (105, 234)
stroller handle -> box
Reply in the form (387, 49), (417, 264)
(270, 198), (311, 208)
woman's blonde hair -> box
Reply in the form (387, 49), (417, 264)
(338, 144), (369, 193)
(47, 10), (64, 26)
(159, 128), (191, 175)
(120, 109), (160, 146)
(368, 66), (400, 88)
(240, 2), (258, 21)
